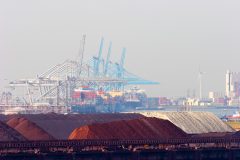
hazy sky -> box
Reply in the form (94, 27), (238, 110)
(1, 0), (240, 97)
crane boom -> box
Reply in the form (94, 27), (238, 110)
(120, 48), (126, 78)
(95, 38), (104, 76)
(104, 42), (112, 76)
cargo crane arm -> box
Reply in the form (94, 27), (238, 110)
(95, 38), (104, 76)
(104, 42), (112, 76)
(119, 48), (126, 78)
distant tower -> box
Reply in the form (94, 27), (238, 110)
(226, 70), (232, 98)
(198, 70), (205, 100)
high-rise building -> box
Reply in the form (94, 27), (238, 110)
(226, 70), (240, 98)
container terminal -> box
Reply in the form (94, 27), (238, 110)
(0, 37), (158, 114)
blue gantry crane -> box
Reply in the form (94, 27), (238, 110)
(94, 37), (104, 77)
(7, 37), (159, 106)
(104, 42), (112, 76)
(89, 38), (158, 91)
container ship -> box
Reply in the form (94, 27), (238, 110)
(71, 86), (97, 113)
(70, 86), (147, 113)
(122, 87), (147, 111)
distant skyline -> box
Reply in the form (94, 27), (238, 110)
(1, 0), (240, 97)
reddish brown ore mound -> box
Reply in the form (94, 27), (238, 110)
(68, 117), (188, 140)
(0, 121), (26, 141)
(6, 113), (144, 139)
(6, 117), (55, 141)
